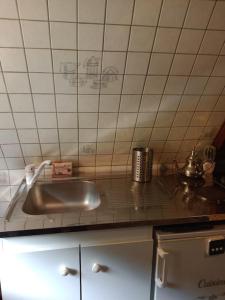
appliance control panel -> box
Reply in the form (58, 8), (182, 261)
(207, 237), (225, 256)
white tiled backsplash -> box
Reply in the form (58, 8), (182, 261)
(0, 0), (224, 171)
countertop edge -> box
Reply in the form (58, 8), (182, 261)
(0, 216), (213, 238)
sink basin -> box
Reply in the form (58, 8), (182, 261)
(22, 180), (101, 215)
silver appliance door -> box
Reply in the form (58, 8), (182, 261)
(154, 229), (225, 300)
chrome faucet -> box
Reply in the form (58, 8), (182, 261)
(25, 160), (52, 187)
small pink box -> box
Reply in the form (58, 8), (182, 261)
(52, 162), (73, 177)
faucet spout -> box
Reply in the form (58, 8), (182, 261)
(25, 160), (52, 187)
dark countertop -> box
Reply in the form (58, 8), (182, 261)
(2, 175), (225, 237)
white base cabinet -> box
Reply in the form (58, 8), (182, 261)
(0, 248), (80, 300)
(0, 235), (80, 300)
(0, 227), (153, 300)
(81, 241), (152, 300)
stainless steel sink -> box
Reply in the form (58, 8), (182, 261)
(22, 180), (101, 215)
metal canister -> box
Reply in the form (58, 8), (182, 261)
(132, 147), (153, 182)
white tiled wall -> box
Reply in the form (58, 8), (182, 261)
(0, 0), (224, 170)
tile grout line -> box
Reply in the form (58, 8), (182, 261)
(76, 0), (80, 167)
(155, 0), (219, 163)
(0, 96), (8, 170)
(173, 0), (220, 161)
(46, 0), (62, 162)
(111, 0), (137, 171)
(194, 38), (225, 149)
(0, 66), (26, 168)
(0, 16), (225, 32)
(126, 0), (165, 167)
(0, 46), (224, 56)
(0, 122), (217, 129)
(95, 0), (108, 170)
(0, 6), (32, 170)
(0, 109), (223, 114)
(14, 0), (44, 163)
(0, 62), (11, 170)
(145, 0), (192, 164)
(0, 91), (224, 96)
(158, 0), (214, 162)
(3, 70), (225, 77)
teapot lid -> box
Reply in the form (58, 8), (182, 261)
(186, 147), (201, 163)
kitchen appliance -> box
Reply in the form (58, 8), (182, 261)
(132, 147), (153, 183)
(154, 224), (225, 300)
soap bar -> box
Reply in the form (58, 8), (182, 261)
(52, 162), (73, 177)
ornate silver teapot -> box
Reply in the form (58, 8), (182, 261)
(175, 148), (204, 179)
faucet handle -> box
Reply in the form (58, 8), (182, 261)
(25, 164), (35, 185)
(25, 164), (35, 173)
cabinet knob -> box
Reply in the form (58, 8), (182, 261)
(92, 263), (102, 273)
(59, 265), (77, 276)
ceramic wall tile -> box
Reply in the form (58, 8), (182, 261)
(78, 95), (99, 112)
(18, 0), (48, 20)
(98, 113), (118, 129)
(78, 0), (105, 23)
(26, 49), (52, 73)
(53, 50), (77, 73)
(38, 129), (58, 143)
(148, 53), (173, 75)
(0, 95), (10, 112)
(125, 52), (150, 75)
(208, 1), (225, 30)
(133, 0), (162, 26)
(29, 73), (54, 94)
(106, 0), (133, 25)
(104, 25), (129, 51)
(0, 0), (18, 19)
(56, 95), (77, 112)
(4, 73), (30, 93)
(199, 31), (225, 55)
(18, 129), (39, 144)
(0, 49), (27, 72)
(170, 54), (196, 76)
(184, 0), (215, 29)
(21, 21), (50, 48)
(159, 0), (189, 28)
(153, 28), (180, 53)
(51, 22), (77, 49)
(33, 94), (56, 112)
(14, 113), (36, 129)
(129, 26), (155, 52)
(78, 24), (103, 51)
(10, 94), (33, 112)
(139, 95), (161, 112)
(99, 95), (120, 112)
(0, 20), (23, 47)
(176, 29), (204, 54)
(49, 0), (77, 22)
(119, 95), (141, 112)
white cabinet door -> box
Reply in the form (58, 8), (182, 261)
(154, 235), (225, 300)
(81, 241), (153, 300)
(0, 235), (80, 300)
